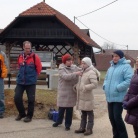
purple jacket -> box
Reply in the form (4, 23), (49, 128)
(123, 70), (138, 127)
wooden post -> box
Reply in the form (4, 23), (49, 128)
(5, 43), (11, 73)
(5, 42), (12, 88)
(73, 42), (79, 65)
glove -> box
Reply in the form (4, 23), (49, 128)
(122, 101), (128, 110)
(103, 85), (105, 90)
(122, 104), (127, 110)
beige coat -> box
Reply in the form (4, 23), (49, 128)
(57, 63), (81, 107)
(75, 66), (98, 111)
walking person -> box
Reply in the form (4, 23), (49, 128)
(103, 50), (133, 138)
(52, 53), (82, 130)
(123, 57), (138, 138)
(0, 47), (8, 118)
(14, 41), (42, 122)
(74, 57), (99, 136)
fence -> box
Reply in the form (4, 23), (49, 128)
(4, 72), (49, 88)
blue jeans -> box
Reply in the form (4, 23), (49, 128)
(0, 78), (5, 114)
(108, 102), (128, 138)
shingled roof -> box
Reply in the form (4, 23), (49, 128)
(18, 2), (101, 49)
(0, 29), (3, 33)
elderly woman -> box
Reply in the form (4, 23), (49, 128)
(74, 57), (99, 136)
(123, 57), (138, 138)
(52, 54), (82, 131)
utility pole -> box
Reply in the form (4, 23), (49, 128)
(126, 45), (128, 54)
(74, 16), (76, 24)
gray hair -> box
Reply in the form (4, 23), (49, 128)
(23, 41), (32, 47)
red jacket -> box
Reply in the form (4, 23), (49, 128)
(17, 52), (42, 85)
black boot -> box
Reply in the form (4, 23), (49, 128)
(15, 114), (26, 121)
(23, 116), (32, 122)
(53, 122), (61, 127)
(0, 113), (4, 119)
(75, 128), (86, 133)
(65, 127), (70, 131)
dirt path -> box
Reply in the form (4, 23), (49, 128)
(0, 112), (134, 138)
(1, 84), (134, 138)
(74, 93), (135, 138)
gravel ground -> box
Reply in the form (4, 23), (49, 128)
(0, 111), (134, 138)
(0, 84), (134, 138)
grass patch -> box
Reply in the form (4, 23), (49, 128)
(4, 89), (57, 119)
(99, 71), (106, 84)
(4, 87), (108, 120)
(4, 89), (77, 119)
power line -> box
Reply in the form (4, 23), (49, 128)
(76, 0), (118, 18)
(75, 17), (127, 47)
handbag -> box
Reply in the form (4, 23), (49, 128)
(48, 108), (56, 120)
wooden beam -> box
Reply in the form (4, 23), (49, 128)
(5, 43), (11, 73)
(73, 41), (79, 65)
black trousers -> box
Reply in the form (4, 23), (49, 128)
(133, 125), (138, 138)
(108, 102), (128, 138)
(14, 84), (36, 118)
(56, 107), (73, 128)
(80, 110), (94, 130)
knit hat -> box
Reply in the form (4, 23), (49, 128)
(62, 54), (72, 64)
(82, 57), (92, 67)
(113, 50), (124, 58)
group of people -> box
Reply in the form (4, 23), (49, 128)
(0, 42), (138, 137)
(52, 53), (100, 136)
(103, 50), (138, 138)
(53, 50), (138, 138)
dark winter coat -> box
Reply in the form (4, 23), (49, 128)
(123, 70), (138, 127)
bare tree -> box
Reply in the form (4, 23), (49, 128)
(102, 42), (117, 49)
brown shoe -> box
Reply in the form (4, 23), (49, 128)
(84, 129), (93, 136)
(75, 128), (86, 133)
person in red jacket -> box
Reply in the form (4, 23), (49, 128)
(52, 54), (82, 130)
(14, 41), (42, 122)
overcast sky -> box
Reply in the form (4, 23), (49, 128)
(0, 0), (138, 50)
